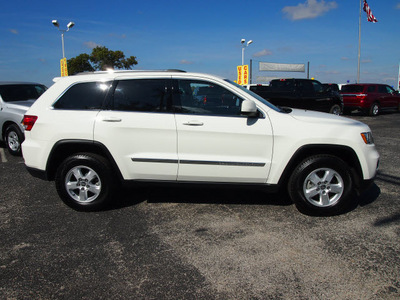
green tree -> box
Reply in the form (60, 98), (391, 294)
(90, 46), (138, 71)
(67, 54), (94, 75)
(67, 46), (138, 75)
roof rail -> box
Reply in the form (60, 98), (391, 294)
(73, 69), (186, 76)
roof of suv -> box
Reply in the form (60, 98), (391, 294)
(75, 69), (187, 75)
(0, 81), (45, 86)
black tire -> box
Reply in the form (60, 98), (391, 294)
(329, 104), (341, 115)
(5, 124), (24, 156)
(55, 153), (115, 211)
(288, 155), (354, 216)
(368, 102), (379, 116)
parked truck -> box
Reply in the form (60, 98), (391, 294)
(250, 78), (343, 115)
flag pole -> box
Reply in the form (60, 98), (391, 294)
(357, 0), (362, 83)
(398, 62), (400, 91)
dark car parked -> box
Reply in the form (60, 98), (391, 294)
(340, 83), (400, 116)
(252, 79), (343, 115)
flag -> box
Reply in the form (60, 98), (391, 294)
(363, 0), (378, 23)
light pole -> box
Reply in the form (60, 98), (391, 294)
(52, 20), (75, 58)
(241, 38), (253, 66)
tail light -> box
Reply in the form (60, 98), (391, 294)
(22, 115), (38, 131)
(356, 94), (367, 103)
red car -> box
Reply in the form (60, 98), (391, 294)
(340, 84), (400, 116)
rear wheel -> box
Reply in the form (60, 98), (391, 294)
(55, 153), (115, 211)
(5, 124), (24, 156)
(329, 104), (341, 115)
(288, 155), (354, 216)
(369, 102), (379, 116)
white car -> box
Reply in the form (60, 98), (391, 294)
(22, 70), (379, 215)
(0, 82), (47, 155)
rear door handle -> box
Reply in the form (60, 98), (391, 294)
(182, 121), (204, 126)
(102, 117), (122, 122)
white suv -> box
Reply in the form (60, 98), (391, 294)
(22, 70), (380, 215)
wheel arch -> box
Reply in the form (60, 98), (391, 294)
(277, 144), (363, 190)
(2, 120), (22, 141)
(45, 140), (123, 182)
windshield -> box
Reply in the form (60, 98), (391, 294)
(0, 84), (47, 102)
(224, 80), (282, 112)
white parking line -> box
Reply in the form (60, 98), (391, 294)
(0, 148), (7, 163)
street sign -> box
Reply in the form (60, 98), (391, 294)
(60, 58), (68, 77)
(237, 65), (249, 85)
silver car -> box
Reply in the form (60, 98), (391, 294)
(0, 82), (47, 155)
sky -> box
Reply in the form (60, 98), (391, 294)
(1, 0), (399, 88)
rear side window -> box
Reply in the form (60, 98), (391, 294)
(113, 79), (169, 112)
(0, 84), (47, 102)
(270, 79), (294, 92)
(250, 85), (269, 92)
(367, 86), (376, 93)
(54, 82), (111, 110)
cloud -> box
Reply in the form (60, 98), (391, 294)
(361, 59), (372, 64)
(282, 0), (338, 21)
(9, 29), (18, 35)
(84, 41), (101, 49)
(179, 59), (194, 65)
(253, 49), (273, 57)
(341, 57), (350, 61)
(397, 3), (400, 9)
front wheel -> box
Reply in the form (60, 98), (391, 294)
(5, 124), (24, 156)
(288, 155), (354, 216)
(55, 153), (115, 211)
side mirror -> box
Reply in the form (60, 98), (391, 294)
(241, 100), (258, 117)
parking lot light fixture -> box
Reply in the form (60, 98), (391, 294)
(241, 38), (253, 66)
(52, 20), (75, 58)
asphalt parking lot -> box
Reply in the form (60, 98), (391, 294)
(1, 112), (399, 299)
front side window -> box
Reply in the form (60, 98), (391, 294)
(296, 80), (314, 96)
(174, 79), (243, 116)
(113, 79), (169, 112)
(383, 85), (395, 94)
(311, 81), (324, 93)
(54, 81), (111, 110)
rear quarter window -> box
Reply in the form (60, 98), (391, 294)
(53, 82), (111, 110)
(341, 85), (364, 93)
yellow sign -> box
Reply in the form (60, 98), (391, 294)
(60, 58), (68, 77)
(237, 65), (249, 85)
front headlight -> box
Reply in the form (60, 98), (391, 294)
(361, 132), (374, 144)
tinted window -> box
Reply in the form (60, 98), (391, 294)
(311, 81), (324, 93)
(269, 79), (294, 92)
(250, 85), (269, 92)
(0, 84), (47, 102)
(113, 79), (169, 112)
(367, 86), (376, 93)
(54, 82), (111, 110)
(296, 80), (314, 96)
(174, 80), (243, 116)
(341, 85), (364, 93)
(378, 85), (393, 94)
